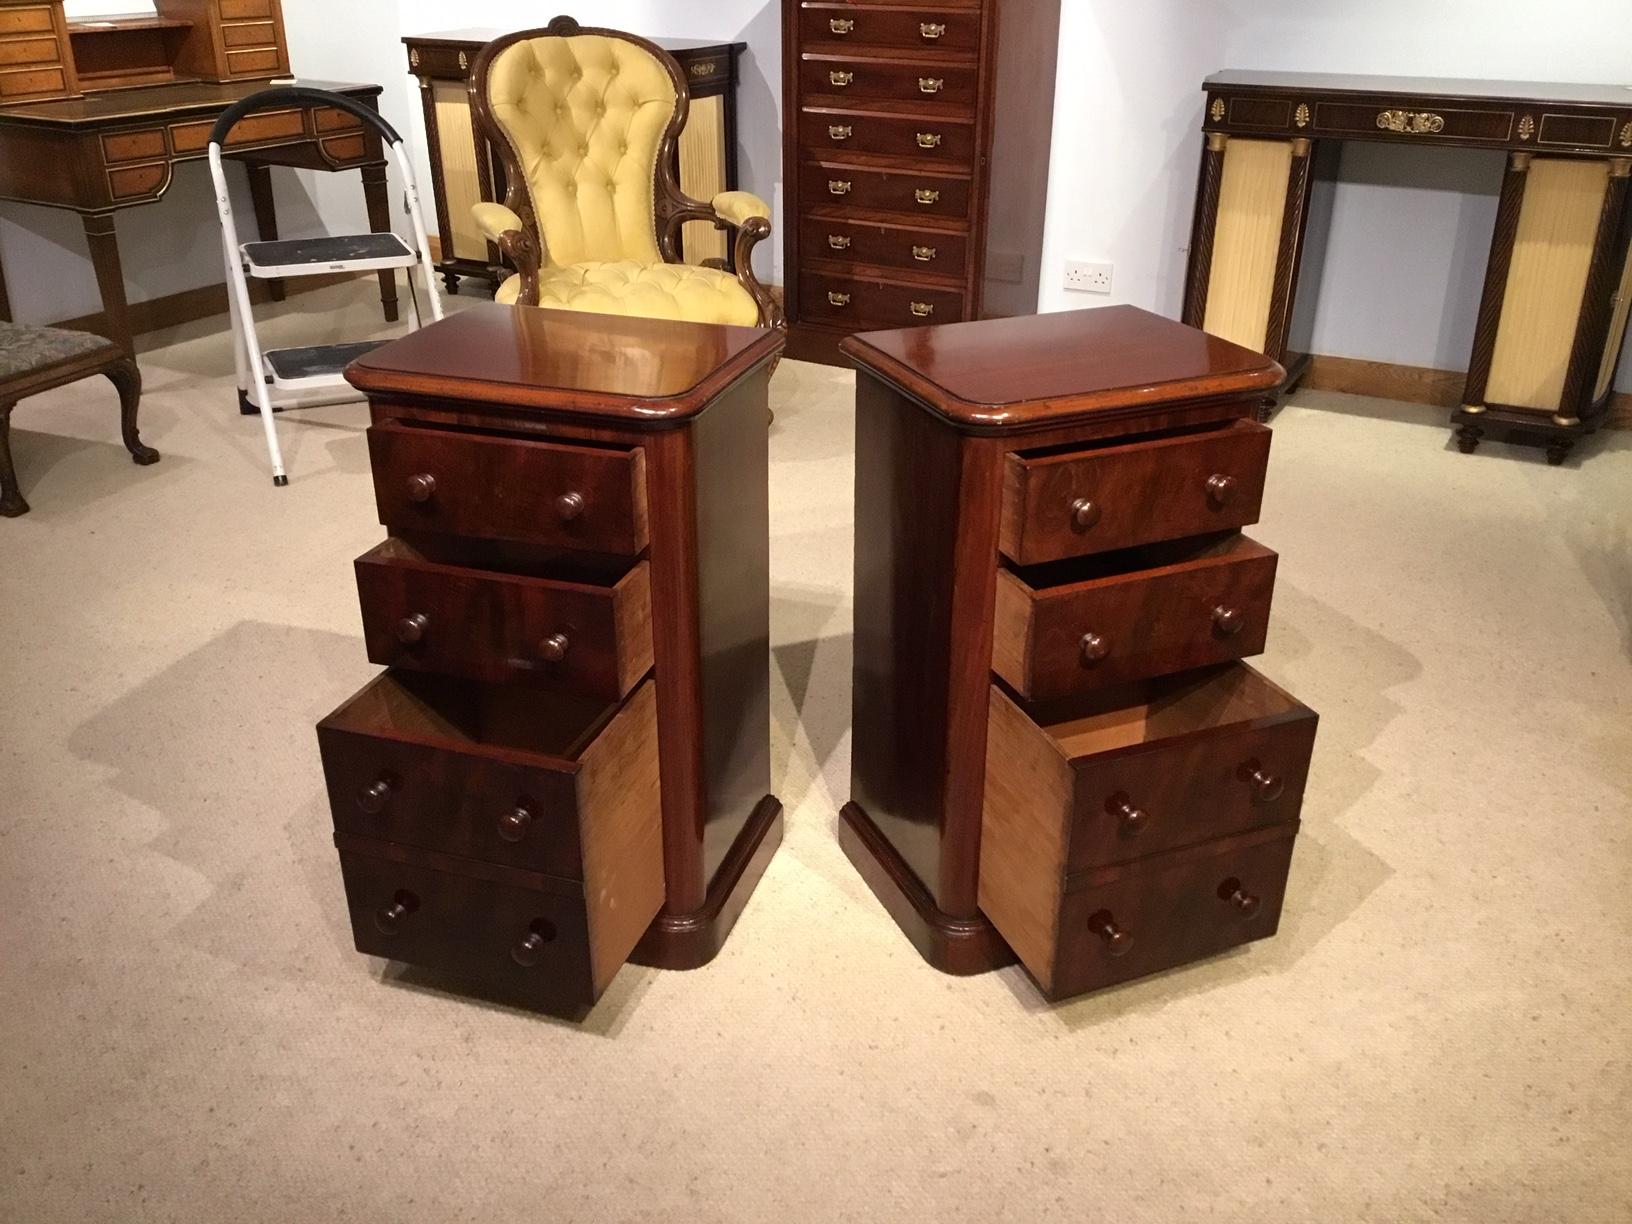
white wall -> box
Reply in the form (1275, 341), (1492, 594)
(1040, 0), (1632, 392)
(0, 0), (413, 327)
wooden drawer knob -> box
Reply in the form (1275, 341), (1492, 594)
(511, 920), (557, 967)
(1107, 793), (1149, 836)
(554, 491), (585, 521)
(1221, 879), (1262, 919)
(406, 472), (437, 503)
(1205, 473), (1238, 506)
(497, 805), (533, 843)
(396, 612), (428, 645)
(1079, 632), (1111, 664)
(1212, 605), (1244, 636)
(539, 632), (570, 663)
(1240, 760), (1285, 803)
(374, 890), (418, 935)
(356, 776), (393, 814)
(1069, 497), (1101, 530)
(1089, 910), (1132, 956)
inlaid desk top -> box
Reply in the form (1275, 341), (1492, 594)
(1203, 70), (1632, 156)
(0, 77), (378, 130)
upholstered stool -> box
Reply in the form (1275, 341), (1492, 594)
(0, 323), (158, 518)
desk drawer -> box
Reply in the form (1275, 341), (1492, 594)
(0, 64), (64, 99)
(354, 539), (653, 700)
(801, 212), (969, 275)
(222, 20), (278, 48)
(802, 159), (972, 218)
(999, 419), (1272, 565)
(101, 128), (167, 164)
(171, 109), (302, 153)
(799, 269), (966, 330)
(225, 46), (283, 77)
(367, 422), (649, 556)
(799, 4), (981, 52)
(0, 35), (58, 66)
(799, 54), (980, 109)
(993, 534), (1279, 699)
(319, 672), (659, 885)
(801, 106), (976, 163)
(0, 6), (54, 36)
(220, 0), (275, 18)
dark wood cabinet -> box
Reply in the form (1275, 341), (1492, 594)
(321, 304), (786, 1013)
(781, 0), (1061, 365)
(839, 307), (1320, 1001)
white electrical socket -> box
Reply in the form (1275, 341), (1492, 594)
(1064, 260), (1114, 294)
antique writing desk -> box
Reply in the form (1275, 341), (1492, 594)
(0, 77), (398, 351)
(1186, 71), (1632, 461)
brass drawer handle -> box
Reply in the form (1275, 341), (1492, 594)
(829, 179), (853, 196)
(912, 245), (937, 262)
(830, 17), (855, 34)
(910, 301), (935, 318)
(920, 22), (946, 39)
(919, 77), (944, 94)
(915, 188), (940, 205)
(829, 70), (854, 87)
(828, 234), (853, 250)
(829, 124), (853, 142)
(828, 291), (852, 307)
(916, 132), (943, 149)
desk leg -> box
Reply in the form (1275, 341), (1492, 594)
(245, 164), (286, 303)
(361, 164), (400, 324)
(83, 213), (133, 355)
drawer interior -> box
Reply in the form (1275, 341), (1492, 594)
(1006, 531), (1267, 594)
(368, 533), (639, 589)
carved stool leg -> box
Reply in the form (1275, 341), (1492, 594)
(0, 402), (26, 516)
(107, 358), (159, 465)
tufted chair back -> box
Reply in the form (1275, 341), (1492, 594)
(478, 31), (679, 269)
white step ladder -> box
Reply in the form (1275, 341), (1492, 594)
(209, 88), (444, 487)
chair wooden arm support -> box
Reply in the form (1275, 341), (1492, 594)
(661, 192), (783, 331)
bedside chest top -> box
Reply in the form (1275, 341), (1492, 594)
(841, 307), (1284, 432)
(346, 305), (784, 424)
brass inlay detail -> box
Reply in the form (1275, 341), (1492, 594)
(829, 70), (853, 87)
(1552, 413), (1581, 427)
(828, 180), (852, 195)
(1292, 138), (1312, 157)
(912, 245), (937, 262)
(828, 292), (852, 307)
(1611, 158), (1632, 179)
(1621, 121), (1632, 148)
(690, 61), (718, 78)
(1210, 98), (1225, 122)
(910, 301), (935, 317)
(408, 48), (420, 69)
(457, 51), (468, 71)
(1511, 151), (1534, 171)
(1518, 115), (1535, 140)
(829, 125), (853, 142)
(1377, 109), (1445, 135)
(916, 132), (943, 149)
(920, 77), (944, 95)
(1460, 403), (1487, 415)
(1294, 103), (1310, 129)
(1206, 132), (1229, 152)
(915, 188), (940, 205)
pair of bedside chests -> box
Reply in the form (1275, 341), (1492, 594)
(317, 303), (1318, 1013)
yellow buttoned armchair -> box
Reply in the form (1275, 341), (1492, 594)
(468, 18), (783, 332)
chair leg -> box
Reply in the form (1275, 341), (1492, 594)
(0, 402), (26, 517)
(107, 358), (159, 466)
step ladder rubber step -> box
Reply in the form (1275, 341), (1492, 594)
(242, 233), (416, 277)
(265, 340), (389, 387)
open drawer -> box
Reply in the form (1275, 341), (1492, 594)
(993, 533), (1279, 699)
(354, 538), (653, 700)
(318, 673), (663, 1008)
(979, 663), (1316, 998)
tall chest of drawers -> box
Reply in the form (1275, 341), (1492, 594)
(780, 0), (1062, 365)
(840, 307), (1321, 1001)
(319, 305), (786, 1013)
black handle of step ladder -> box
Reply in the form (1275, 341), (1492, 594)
(210, 87), (402, 150)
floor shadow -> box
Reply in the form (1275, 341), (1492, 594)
(4, 427), (175, 516)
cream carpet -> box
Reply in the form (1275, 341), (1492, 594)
(2, 282), (1629, 1222)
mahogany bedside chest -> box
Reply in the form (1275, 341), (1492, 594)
(840, 306), (1320, 1001)
(319, 304), (785, 1012)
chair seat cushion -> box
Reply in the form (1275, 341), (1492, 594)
(0, 322), (115, 383)
(496, 261), (762, 327)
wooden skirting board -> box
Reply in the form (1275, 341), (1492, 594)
(1300, 353), (1631, 429)
(51, 272), (358, 344)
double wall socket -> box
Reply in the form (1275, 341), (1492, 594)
(1064, 260), (1114, 294)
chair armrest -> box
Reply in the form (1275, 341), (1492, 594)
(711, 191), (772, 230)
(472, 202), (525, 244)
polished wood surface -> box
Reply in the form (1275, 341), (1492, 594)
(346, 304), (784, 423)
(1189, 70), (1632, 460)
(845, 306), (1318, 999)
(0, 76), (394, 354)
(841, 306), (1284, 429)
(782, 0), (1062, 365)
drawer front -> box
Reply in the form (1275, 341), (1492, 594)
(799, 269), (966, 330)
(337, 845), (599, 1008)
(225, 46), (283, 77)
(800, 106), (976, 163)
(1315, 101), (1517, 145)
(799, 4), (982, 52)
(314, 105), (363, 133)
(171, 109), (302, 153)
(0, 64), (63, 99)
(0, 35), (58, 66)
(368, 423), (648, 556)
(801, 212), (969, 275)
(107, 163), (168, 200)
(1051, 827), (1297, 999)
(799, 55), (980, 109)
(101, 128), (167, 164)
(222, 20), (278, 48)
(320, 133), (367, 163)
(1000, 420), (1273, 565)
(801, 159), (972, 218)
(993, 536), (1279, 700)
(0, 6), (54, 36)
(354, 546), (653, 700)
(220, 0), (275, 18)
